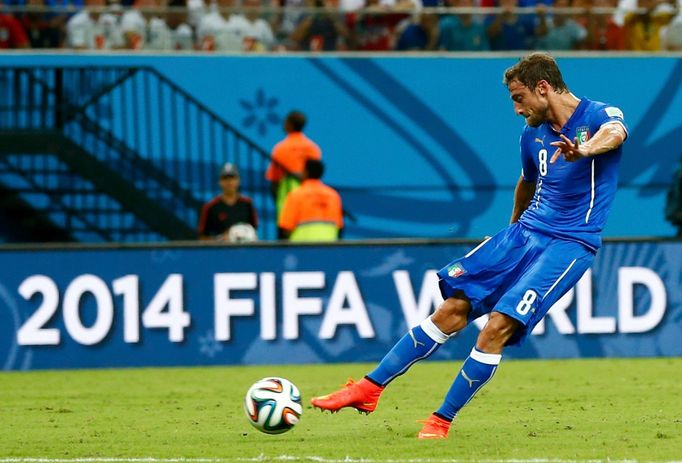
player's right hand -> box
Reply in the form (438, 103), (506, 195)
(550, 134), (590, 163)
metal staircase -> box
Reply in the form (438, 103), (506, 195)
(0, 66), (275, 242)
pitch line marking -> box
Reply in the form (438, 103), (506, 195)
(1, 458), (681, 463)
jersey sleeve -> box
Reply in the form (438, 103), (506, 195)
(519, 130), (538, 182)
(592, 104), (628, 137)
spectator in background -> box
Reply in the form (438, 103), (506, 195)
(266, 110), (322, 237)
(121, 0), (160, 49)
(198, 163), (258, 242)
(346, 0), (408, 51)
(439, 0), (489, 51)
(584, 0), (626, 50)
(66, 0), (124, 49)
(661, 9), (682, 49)
(624, 0), (674, 50)
(19, 0), (63, 47)
(291, 0), (349, 51)
(0, 3), (30, 48)
(198, 0), (271, 51)
(394, 12), (439, 50)
(485, 0), (535, 50)
(273, 0), (306, 46)
(534, 0), (587, 50)
(120, 0), (192, 50)
(187, 0), (205, 27)
(279, 159), (343, 242)
(165, 0), (194, 49)
(242, 0), (275, 50)
(197, 0), (249, 50)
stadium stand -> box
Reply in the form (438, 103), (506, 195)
(0, 0), (680, 51)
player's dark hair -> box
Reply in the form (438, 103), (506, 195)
(305, 159), (324, 179)
(285, 111), (307, 132)
(503, 53), (568, 93)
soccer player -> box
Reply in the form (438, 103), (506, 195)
(311, 52), (628, 439)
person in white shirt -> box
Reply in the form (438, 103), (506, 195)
(197, 0), (262, 51)
(120, 0), (194, 50)
(66, 0), (124, 49)
(187, 0), (206, 27)
(661, 11), (682, 50)
(242, 0), (275, 50)
(197, 0), (237, 50)
(166, 0), (195, 50)
(120, 0), (148, 48)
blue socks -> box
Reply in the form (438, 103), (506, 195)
(365, 317), (502, 423)
(435, 348), (502, 421)
(367, 316), (450, 386)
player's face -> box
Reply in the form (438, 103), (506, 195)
(508, 79), (549, 127)
(220, 176), (240, 195)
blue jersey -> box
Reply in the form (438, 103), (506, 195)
(518, 97), (627, 251)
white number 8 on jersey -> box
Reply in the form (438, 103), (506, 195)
(538, 149), (548, 176)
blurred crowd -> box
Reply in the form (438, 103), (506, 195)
(0, 0), (680, 52)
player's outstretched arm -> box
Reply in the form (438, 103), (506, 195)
(550, 122), (627, 164)
(510, 175), (536, 224)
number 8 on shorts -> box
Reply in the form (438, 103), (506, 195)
(515, 289), (537, 316)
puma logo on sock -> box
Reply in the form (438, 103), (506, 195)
(461, 370), (480, 388)
(409, 329), (425, 349)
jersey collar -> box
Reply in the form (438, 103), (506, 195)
(554, 97), (589, 136)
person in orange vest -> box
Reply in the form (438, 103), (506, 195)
(265, 111), (322, 237)
(278, 159), (343, 241)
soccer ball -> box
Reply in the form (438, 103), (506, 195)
(227, 223), (257, 243)
(243, 377), (303, 434)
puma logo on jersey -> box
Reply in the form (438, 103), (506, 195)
(461, 370), (480, 388)
(409, 329), (425, 349)
(534, 136), (545, 146)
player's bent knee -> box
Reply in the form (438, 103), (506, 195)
(431, 297), (470, 334)
(476, 312), (519, 353)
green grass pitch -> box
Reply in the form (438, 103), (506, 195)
(1, 358), (681, 462)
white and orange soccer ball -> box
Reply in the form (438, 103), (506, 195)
(243, 377), (303, 434)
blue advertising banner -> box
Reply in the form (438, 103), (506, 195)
(1, 239), (680, 371)
(0, 54), (679, 239)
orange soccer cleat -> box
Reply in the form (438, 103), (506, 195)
(417, 414), (451, 439)
(310, 377), (384, 414)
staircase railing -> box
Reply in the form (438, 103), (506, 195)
(0, 66), (276, 241)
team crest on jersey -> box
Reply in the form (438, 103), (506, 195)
(576, 126), (590, 144)
(447, 263), (466, 278)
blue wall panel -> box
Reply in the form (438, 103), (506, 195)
(0, 54), (679, 239)
(0, 240), (679, 370)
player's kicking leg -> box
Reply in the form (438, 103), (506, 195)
(417, 312), (517, 439)
(311, 227), (521, 415)
(310, 297), (470, 414)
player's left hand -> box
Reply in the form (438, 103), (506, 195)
(550, 134), (590, 163)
